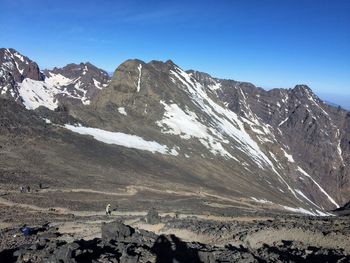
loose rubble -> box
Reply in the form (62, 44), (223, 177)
(1, 214), (349, 262)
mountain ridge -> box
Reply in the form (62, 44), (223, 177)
(0, 48), (349, 215)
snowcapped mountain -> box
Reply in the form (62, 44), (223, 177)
(0, 48), (349, 216)
(44, 62), (110, 105)
(0, 48), (110, 110)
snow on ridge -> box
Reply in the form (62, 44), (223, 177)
(118, 107), (127, 116)
(282, 205), (333, 217)
(169, 66), (302, 198)
(18, 78), (59, 110)
(46, 72), (73, 86)
(208, 81), (221, 91)
(64, 124), (179, 156)
(297, 166), (339, 208)
(82, 65), (88, 75)
(250, 195), (331, 216)
(93, 78), (104, 90)
(281, 148), (295, 163)
(295, 189), (320, 209)
(251, 197), (273, 204)
(169, 67), (286, 169)
(170, 67), (268, 164)
(282, 206), (317, 216)
(156, 101), (236, 160)
(13, 52), (26, 63)
(336, 129), (344, 165)
(278, 116), (289, 127)
(73, 80), (90, 105)
(136, 64), (142, 92)
(305, 89), (329, 117)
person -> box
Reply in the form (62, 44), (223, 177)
(39, 183), (42, 189)
(106, 204), (111, 215)
(26, 186), (30, 193)
(20, 186), (24, 193)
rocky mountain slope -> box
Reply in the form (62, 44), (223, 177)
(0, 48), (110, 110)
(0, 48), (349, 216)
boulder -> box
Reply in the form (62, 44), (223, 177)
(101, 221), (135, 242)
(146, 208), (161, 224)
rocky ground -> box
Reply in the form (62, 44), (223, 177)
(0, 185), (349, 262)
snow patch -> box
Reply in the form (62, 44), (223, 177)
(282, 206), (316, 216)
(251, 197), (273, 204)
(13, 52), (25, 62)
(118, 107), (127, 116)
(44, 118), (51, 124)
(208, 81), (221, 91)
(18, 78), (59, 110)
(64, 124), (178, 155)
(93, 78), (104, 89)
(281, 148), (295, 163)
(46, 72), (73, 86)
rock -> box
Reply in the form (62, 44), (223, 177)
(146, 208), (161, 224)
(101, 220), (135, 242)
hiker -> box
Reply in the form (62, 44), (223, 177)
(26, 186), (30, 193)
(106, 204), (111, 215)
(20, 186), (24, 193)
(39, 183), (42, 189)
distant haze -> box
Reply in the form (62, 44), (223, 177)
(317, 93), (350, 111)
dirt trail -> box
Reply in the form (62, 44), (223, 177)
(0, 197), (146, 218)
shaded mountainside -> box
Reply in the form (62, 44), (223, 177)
(0, 48), (349, 216)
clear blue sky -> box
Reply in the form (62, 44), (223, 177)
(1, 0), (349, 100)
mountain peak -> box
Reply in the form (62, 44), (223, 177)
(293, 84), (312, 92)
(0, 48), (42, 83)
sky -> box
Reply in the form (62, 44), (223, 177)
(1, 0), (349, 107)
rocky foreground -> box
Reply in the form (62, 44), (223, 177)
(1, 210), (349, 263)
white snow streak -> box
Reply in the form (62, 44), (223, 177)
(282, 205), (333, 216)
(297, 166), (339, 208)
(64, 124), (178, 156)
(168, 67), (300, 198)
(336, 129), (344, 165)
(278, 116), (289, 127)
(170, 67), (272, 167)
(136, 64), (142, 92)
(93, 78), (104, 89)
(305, 89), (329, 117)
(282, 206), (316, 216)
(251, 197), (273, 204)
(156, 101), (236, 160)
(295, 189), (320, 208)
(281, 148), (295, 163)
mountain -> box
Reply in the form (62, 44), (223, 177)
(0, 48), (110, 110)
(0, 48), (349, 216)
(43, 62), (110, 105)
